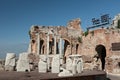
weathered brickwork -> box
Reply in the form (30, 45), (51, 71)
(28, 14), (120, 73)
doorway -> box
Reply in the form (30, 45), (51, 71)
(95, 44), (106, 70)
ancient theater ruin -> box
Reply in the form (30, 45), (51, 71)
(27, 14), (120, 74)
(4, 14), (120, 77)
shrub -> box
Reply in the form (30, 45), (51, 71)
(117, 19), (120, 29)
(84, 30), (89, 37)
(78, 36), (82, 43)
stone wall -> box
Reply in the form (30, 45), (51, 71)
(28, 15), (120, 73)
(29, 18), (82, 56)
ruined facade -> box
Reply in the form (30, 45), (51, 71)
(28, 14), (120, 73)
(29, 18), (82, 57)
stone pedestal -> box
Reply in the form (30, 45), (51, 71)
(38, 60), (47, 73)
(51, 55), (60, 73)
(72, 58), (77, 74)
(39, 55), (47, 62)
(58, 68), (73, 77)
(66, 57), (72, 71)
(5, 53), (16, 71)
(66, 55), (83, 74)
(76, 58), (83, 73)
(16, 52), (30, 72)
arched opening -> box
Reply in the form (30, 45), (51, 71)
(63, 39), (70, 63)
(49, 38), (54, 54)
(118, 62), (120, 68)
(95, 44), (106, 70)
(40, 40), (44, 54)
(31, 40), (36, 54)
(76, 44), (79, 54)
(56, 42), (59, 54)
(64, 40), (70, 56)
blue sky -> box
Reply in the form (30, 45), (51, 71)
(0, 0), (120, 58)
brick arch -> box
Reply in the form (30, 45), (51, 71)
(61, 38), (71, 43)
(76, 43), (79, 54)
(61, 38), (70, 57)
(40, 39), (44, 54)
(95, 44), (106, 70)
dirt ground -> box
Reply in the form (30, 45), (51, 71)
(107, 73), (120, 80)
(0, 70), (107, 80)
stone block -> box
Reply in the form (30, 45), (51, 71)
(51, 55), (60, 73)
(17, 60), (30, 72)
(38, 60), (47, 73)
(39, 55), (47, 62)
(16, 52), (30, 72)
(77, 58), (83, 73)
(72, 58), (77, 74)
(19, 52), (28, 61)
(58, 68), (73, 77)
(113, 68), (120, 74)
(5, 53), (16, 71)
(66, 57), (72, 71)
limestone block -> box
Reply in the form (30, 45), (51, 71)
(72, 58), (77, 74)
(77, 62), (82, 73)
(16, 52), (30, 72)
(39, 55), (47, 62)
(16, 60), (30, 72)
(51, 55), (60, 73)
(60, 58), (63, 65)
(5, 53), (16, 71)
(77, 58), (83, 73)
(58, 68), (73, 77)
(66, 57), (72, 71)
(38, 60), (47, 73)
(113, 68), (120, 74)
(19, 52), (28, 61)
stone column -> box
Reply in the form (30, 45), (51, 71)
(54, 34), (56, 54)
(47, 33), (49, 55)
(59, 37), (62, 57)
(28, 41), (31, 54)
(70, 36), (72, 55)
(59, 37), (63, 64)
(37, 33), (40, 55)
(47, 32), (50, 71)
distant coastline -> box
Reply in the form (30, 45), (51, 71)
(0, 43), (28, 59)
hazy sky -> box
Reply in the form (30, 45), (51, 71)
(0, 0), (120, 58)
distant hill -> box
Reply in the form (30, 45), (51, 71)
(0, 43), (28, 59)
